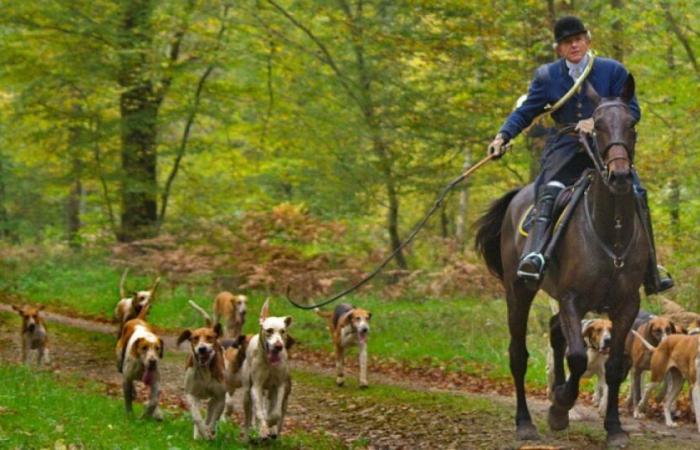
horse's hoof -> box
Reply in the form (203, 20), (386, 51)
(548, 405), (570, 431)
(515, 422), (540, 441)
(606, 431), (629, 448)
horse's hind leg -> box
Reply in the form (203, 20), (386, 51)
(548, 291), (586, 431)
(506, 283), (540, 441)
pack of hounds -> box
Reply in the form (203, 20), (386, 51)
(9, 268), (372, 442)
(14, 270), (700, 439)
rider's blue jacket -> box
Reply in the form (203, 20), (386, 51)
(498, 56), (640, 187)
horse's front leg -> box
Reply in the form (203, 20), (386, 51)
(506, 283), (539, 441)
(549, 291), (585, 431)
(604, 296), (638, 448)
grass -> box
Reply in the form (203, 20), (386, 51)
(0, 364), (340, 449)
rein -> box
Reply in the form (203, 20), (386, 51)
(286, 151), (500, 310)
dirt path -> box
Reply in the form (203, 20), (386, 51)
(2, 305), (699, 449)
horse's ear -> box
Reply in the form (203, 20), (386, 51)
(620, 73), (635, 103)
(586, 81), (601, 107)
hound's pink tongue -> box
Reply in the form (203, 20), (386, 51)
(358, 334), (367, 344)
(142, 368), (155, 386)
(268, 352), (281, 364)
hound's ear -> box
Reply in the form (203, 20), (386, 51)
(620, 73), (635, 103)
(367, 312), (372, 321)
(37, 304), (46, 311)
(213, 322), (223, 338)
(338, 310), (354, 328)
(670, 321), (677, 334)
(177, 329), (192, 346)
(581, 320), (593, 339)
(131, 291), (139, 301)
(12, 305), (22, 313)
(586, 81), (601, 107)
(259, 298), (270, 325)
(284, 316), (293, 328)
(158, 338), (164, 359)
(130, 338), (144, 358)
(285, 334), (296, 350)
(234, 334), (247, 348)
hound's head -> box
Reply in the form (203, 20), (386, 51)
(233, 294), (248, 321)
(340, 307), (372, 344)
(12, 304), (45, 334)
(258, 299), (292, 366)
(131, 334), (163, 384)
(647, 316), (677, 346)
(582, 318), (612, 354)
(131, 290), (153, 312)
(178, 323), (222, 367)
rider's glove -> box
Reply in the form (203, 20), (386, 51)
(575, 118), (594, 134)
(487, 133), (509, 159)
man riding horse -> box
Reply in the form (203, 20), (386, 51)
(487, 16), (672, 295)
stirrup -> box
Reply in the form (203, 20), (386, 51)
(517, 252), (546, 280)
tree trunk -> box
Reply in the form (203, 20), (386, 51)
(611, 0), (624, 62)
(117, 0), (159, 242)
(455, 147), (471, 246)
(66, 155), (82, 249)
(0, 153), (7, 240)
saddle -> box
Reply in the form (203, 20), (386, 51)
(518, 172), (591, 237)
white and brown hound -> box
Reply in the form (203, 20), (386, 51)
(114, 268), (160, 334)
(632, 331), (700, 431)
(241, 299), (293, 441)
(212, 291), (247, 339)
(178, 300), (227, 440)
(547, 318), (612, 417)
(316, 303), (371, 388)
(115, 306), (164, 420)
(12, 304), (50, 365)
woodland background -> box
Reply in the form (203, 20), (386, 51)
(0, 0), (698, 304)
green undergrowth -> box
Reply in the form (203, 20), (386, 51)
(0, 364), (340, 449)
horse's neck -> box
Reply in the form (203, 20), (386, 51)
(587, 175), (637, 248)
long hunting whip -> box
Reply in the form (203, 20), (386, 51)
(286, 148), (506, 310)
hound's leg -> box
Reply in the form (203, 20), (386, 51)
(359, 341), (369, 388)
(549, 291), (585, 431)
(205, 394), (226, 439)
(604, 294), (639, 448)
(692, 381), (700, 433)
(186, 394), (211, 440)
(144, 380), (163, 420)
(122, 378), (135, 414)
(597, 374), (609, 417)
(506, 283), (539, 440)
(251, 383), (270, 439)
(335, 344), (345, 387)
(663, 370), (683, 428)
(242, 387), (253, 440)
(21, 339), (29, 365)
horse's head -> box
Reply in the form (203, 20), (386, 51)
(587, 74), (637, 195)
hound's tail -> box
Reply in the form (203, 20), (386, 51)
(136, 304), (151, 321)
(119, 268), (129, 299)
(189, 300), (213, 327)
(631, 329), (657, 352)
(314, 307), (332, 319)
(473, 188), (520, 280)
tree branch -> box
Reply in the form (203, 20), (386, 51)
(663, 2), (699, 78)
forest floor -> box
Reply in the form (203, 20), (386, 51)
(2, 304), (700, 449)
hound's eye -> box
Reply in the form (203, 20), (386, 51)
(266, 329), (273, 334)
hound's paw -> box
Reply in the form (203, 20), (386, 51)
(359, 382), (369, 389)
(336, 377), (345, 387)
(665, 420), (679, 428)
(633, 410), (645, 420)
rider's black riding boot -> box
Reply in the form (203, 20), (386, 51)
(517, 182), (565, 282)
(636, 190), (674, 295)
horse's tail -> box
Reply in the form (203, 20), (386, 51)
(474, 188), (521, 280)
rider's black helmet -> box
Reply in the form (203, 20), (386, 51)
(554, 16), (588, 43)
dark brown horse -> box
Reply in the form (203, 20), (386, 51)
(475, 75), (646, 447)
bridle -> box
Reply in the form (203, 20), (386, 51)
(581, 99), (635, 181)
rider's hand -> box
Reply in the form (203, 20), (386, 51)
(575, 118), (594, 134)
(487, 133), (509, 159)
